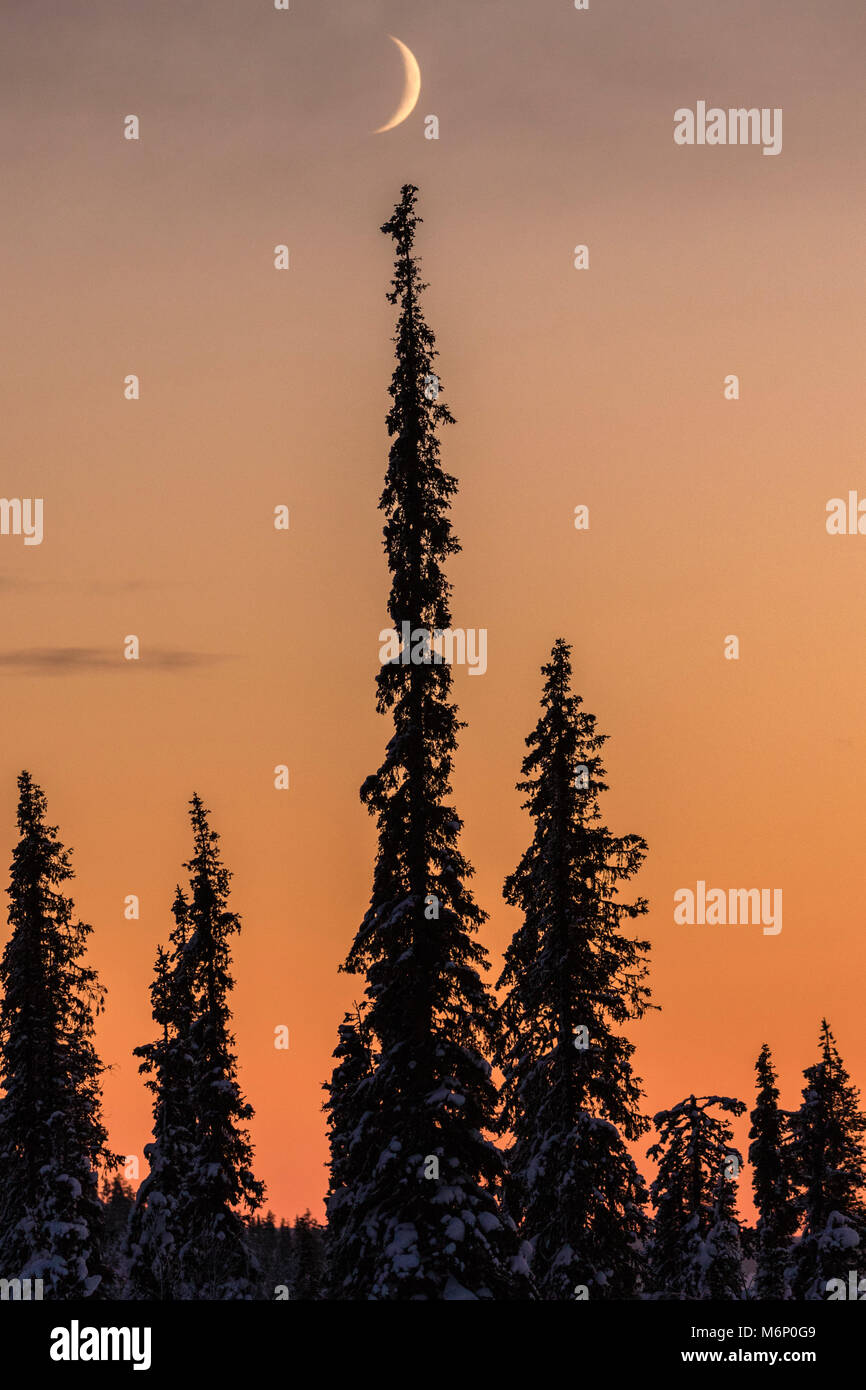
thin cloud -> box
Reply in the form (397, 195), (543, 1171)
(0, 647), (227, 674)
(83, 579), (197, 595)
(0, 578), (196, 595)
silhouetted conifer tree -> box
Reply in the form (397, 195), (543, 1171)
(788, 1021), (866, 1299)
(327, 185), (525, 1300)
(276, 1217), (292, 1286)
(248, 1210), (280, 1292)
(102, 1173), (136, 1242)
(748, 1043), (796, 1298)
(292, 1210), (327, 1299)
(324, 1005), (373, 1297)
(702, 1164), (747, 1301)
(497, 638), (652, 1299)
(132, 798), (263, 1299)
(647, 1095), (746, 1299)
(100, 1173), (136, 1296)
(128, 890), (196, 1298)
(0, 771), (119, 1297)
(175, 797), (263, 1297)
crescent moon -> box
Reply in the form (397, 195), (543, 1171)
(374, 36), (421, 134)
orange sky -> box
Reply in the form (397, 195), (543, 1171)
(1, 0), (864, 1221)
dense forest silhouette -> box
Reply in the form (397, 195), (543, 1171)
(0, 187), (863, 1301)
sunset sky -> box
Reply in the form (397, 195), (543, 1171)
(1, 0), (864, 1221)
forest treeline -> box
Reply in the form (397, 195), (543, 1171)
(0, 186), (863, 1301)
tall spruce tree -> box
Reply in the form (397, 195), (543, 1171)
(0, 771), (119, 1297)
(787, 1021), (866, 1299)
(497, 638), (652, 1299)
(128, 890), (196, 1298)
(324, 1005), (373, 1297)
(646, 1095), (746, 1300)
(748, 1043), (796, 1299)
(174, 796), (264, 1297)
(327, 185), (524, 1300)
(132, 798), (264, 1299)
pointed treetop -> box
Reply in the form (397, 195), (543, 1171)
(15, 769), (46, 828)
(380, 183), (422, 250)
(540, 637), (577, 702)
(755, 1042), (776, 1076)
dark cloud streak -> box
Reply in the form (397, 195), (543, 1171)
(0, 648), (226, 674)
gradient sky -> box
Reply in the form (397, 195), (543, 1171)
(1, 0), (864, 1221)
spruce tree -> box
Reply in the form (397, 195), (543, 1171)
(327, 185), (524, 1300)
(703, 1166), (747, 1301)
(324, 1005), (373, 1297)
(646, 1095), (746, 1299)
(291, 1210), (327, 1299)
(0, 771), (119, 1297)
(132, 798), (264, 1299)
(102, 1173), (136, 1244)
(175, 796), (264, 1297)
(276, 1217), (292, 1289)
(128, 890), (196, 1298)
(101, 1173), (136, 1297)
(248, 1210), (280, 1293)
(748, 1043), (796, 1298)
(497, 638), (652, 1299)
(788, 1021), (866, 1299)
